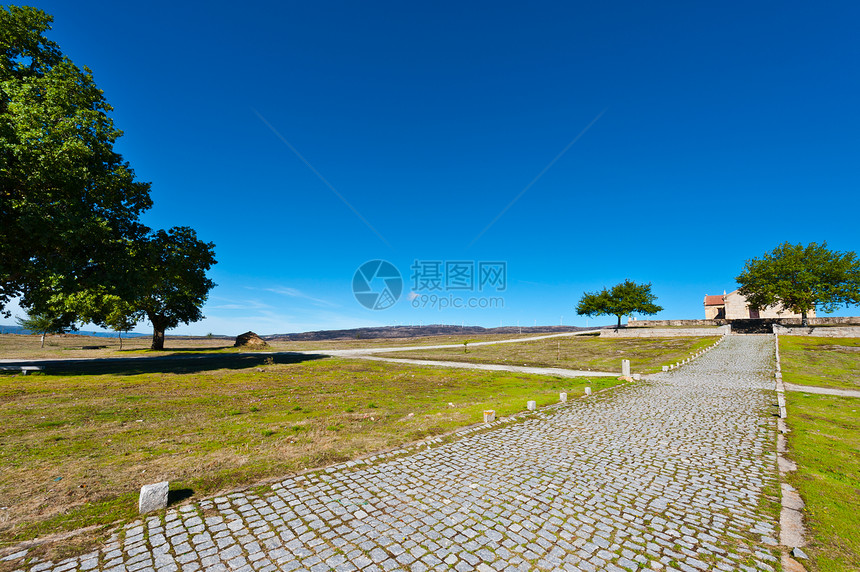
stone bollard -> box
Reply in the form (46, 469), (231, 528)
(585, 387), (592, 396)
(527, 400), (536, 411)
(632, 373), (641, 381)
(662, 365), (669, 372)
(559, 392), (568, 403)
(139, 481), (169, 514)
(621, 359), (631, 377)
(483, 410), (496, 423)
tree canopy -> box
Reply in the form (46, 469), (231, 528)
(736, 242), (860, 326)
(1, 6), (217, 348)
(133, 227), (216, 350)
(1, 5), (152, 316)
(576, 279), (663, 329)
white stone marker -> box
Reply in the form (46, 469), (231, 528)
(632, 373), (641, 381)
(483, 410), (496, 423)
(621, 359), (631, 377)
(139, 481), (169, 514)
(559, 392), (568, 403)
(585, 387), (592, 396)
(662, 365), (669, 372)
(527, 400), (536, 411)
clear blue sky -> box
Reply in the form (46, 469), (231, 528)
(10, 1), (860, 334)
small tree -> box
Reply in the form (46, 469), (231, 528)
(16, 310), (71, 347)
(576, 279), (663, 329)
(736, 242), (860, 327)
(134, 227), (217, 350)
(103, 298), (143, 350)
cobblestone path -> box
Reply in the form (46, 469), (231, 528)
(10, 336), (781, 572)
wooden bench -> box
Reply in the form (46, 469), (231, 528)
(0, 365), (43, 375)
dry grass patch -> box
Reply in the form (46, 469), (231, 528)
(0, 332), (543, 361)
(377, 335), (716, 374)
(0, 333), (233, 360)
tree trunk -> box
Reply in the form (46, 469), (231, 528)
(151, 326), (165, 350)
(615, 315), (622, 330)
(801, 310), (808, 327)
(40, 333), (45, 348)
(118, 331), (123, 350)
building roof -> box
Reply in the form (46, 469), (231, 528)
(704, 295), (725, 306)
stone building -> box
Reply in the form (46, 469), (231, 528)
(703, 289), (814, 320)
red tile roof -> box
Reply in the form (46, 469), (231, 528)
(704, 295), (725, 306)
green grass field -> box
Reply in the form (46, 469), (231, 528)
(779, 336), (860, 390)
(377, 335), (717, 374)
(0, 353), (620, 554)
(780, 336), (860, 572)
(784, 393), (860, 572)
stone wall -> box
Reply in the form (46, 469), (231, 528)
(627, 319), (724, 327)
(600, 326), (730, 338)
(773, 324), (860, 337)
(630, 316), (858, 328)
(786, 316), (860, 326)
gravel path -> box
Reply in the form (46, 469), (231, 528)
(5, 336), (781, 572)
(783, 382), (860, 398)
(350, 355), (617, 378)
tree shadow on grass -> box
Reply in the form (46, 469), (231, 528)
(140, 345), (236, 352)
(4, 352), (329, 376)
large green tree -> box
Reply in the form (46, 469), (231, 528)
(736, 242), (860, 326)
(576, 279), (663, 329)
(0, 5), (152, 316)
(42, 227), (216, 350)
(133, 227), (217, 350)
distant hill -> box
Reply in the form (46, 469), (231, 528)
(265, 324), (603, 342)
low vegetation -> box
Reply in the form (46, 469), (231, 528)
(779, 336), (860, 390)
(0, 352), (620, 553)
(377, 335), (717, 374)
(780, 336), (860, 571)
(784, 393), (860, 572)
